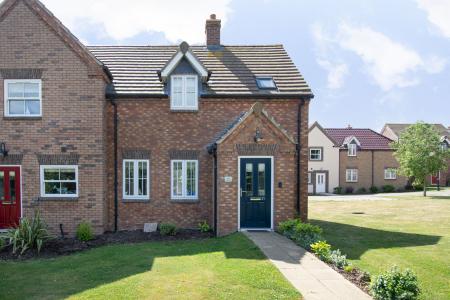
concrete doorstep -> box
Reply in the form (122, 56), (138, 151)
(245, 231), (372, 300)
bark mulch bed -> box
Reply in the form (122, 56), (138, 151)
(0, 229), (213, 261)
(328, 263), (371, 294)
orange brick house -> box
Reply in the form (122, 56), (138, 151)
(0, 0), (313, 236)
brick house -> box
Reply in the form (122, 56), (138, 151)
(0, 0), (313, 236)
(381, 123), (450, 186)
(308, 122), (407, 194)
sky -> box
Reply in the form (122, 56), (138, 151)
(11, 0), (450, 131)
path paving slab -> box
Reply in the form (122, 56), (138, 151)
(245, 231), (372, 300)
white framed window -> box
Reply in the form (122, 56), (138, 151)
(170, 75), (198, 110)
(4, 79), (42, 117)
(348, 143), (357, 156)
(346, 169), (358, 182)
(40, 165), (78, 198)
(308, 173), (312, 184)
(309, 148), (322, 160)
(384, 168), (397, 180)
(123, 160), (150, 200)
(171, 160), (198, 200)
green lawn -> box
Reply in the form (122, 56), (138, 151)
(310, 195), (450, 300)
(0, 233), (300, 300)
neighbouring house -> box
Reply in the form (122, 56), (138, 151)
(308, 122), (407, 194)
(0, 0), (313, 236)
(381, 123), (450, 186)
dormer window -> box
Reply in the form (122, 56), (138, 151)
(256, 77), (277, 90)
(170, 75), (198, 111)
(348, 143), (357, 156)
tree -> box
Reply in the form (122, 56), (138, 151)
(392, 122), (449, 196)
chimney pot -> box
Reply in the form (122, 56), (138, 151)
(205, 13), (221, 49)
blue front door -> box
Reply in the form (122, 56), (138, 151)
(240, 158), (271, 228)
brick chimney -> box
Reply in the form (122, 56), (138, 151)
(205, 14), (221, 49)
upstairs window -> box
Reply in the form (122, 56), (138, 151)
(256, 77), (277, 90)
(4, 79), (42, 117)
(348, 143), (357, 156)
(309, 148), (322, 161)
(171, 75), (198, 110)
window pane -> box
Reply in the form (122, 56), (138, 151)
(186, 161), (197, 196)
(45, 182), (60, 194)
(9, 100), (25, 115)
(125, 162), (134, 196)
(44, 169), (60, 180)
(9, 171), (16, 203)
(0, 171), (4, 202)
(185, 77), (197, 107)
(257, 78), (276, 89)
(8, 83), (24, 97)
(171, 77), (183, 107)
(24, 83), (39, 98)
(60, 168), (76, 180)
(25, 100), (40, 115)
(245, 163), (253, 195)
(138, 161), (148, 196)
(61, 182), (77, 194)
(258, 163), (265, 196)
(172, 162), (183, 196)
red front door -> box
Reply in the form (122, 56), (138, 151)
(0, 166), (21, 229)
(431, 174), (439, 185)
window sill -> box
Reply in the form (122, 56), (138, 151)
(122, 198), (150, 203)
(170, 198), (199, 203)
(3, 116), (42, 120)
(38, 197), (78, 202)
(170, 109), (199, 113)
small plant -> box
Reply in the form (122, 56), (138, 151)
(333, 186), (343, 194)
(329, 249), (348, 269)
(344, 265), (354, 273)
(369, 186), (379, 193)
(198, 221), (211, 233)
(382, 185), (395, 193)
(0, 237), (6, 250)
(345, 187), (354, 194)
(76, 222), (94, 242)
(356, 187), (367, 194)
(310, 241), (331, 261)
(6, 211), (51, 255)
(278, 219), (323, 250)
(370, 266), (420, 300)
(159, 223), (177, 236)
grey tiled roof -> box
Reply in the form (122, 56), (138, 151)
(88, 45), (312, 97)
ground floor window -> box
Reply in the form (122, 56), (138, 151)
(346, 169), (358, 182)
(123, 160), (149, 200)
(171, 160), (198, 200)
(40, 165), (78, 197)
(384, 168), (397, 180)
(308, 173), (312, 184)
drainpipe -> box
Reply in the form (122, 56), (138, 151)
(208, 144), (218, 236)
(371, 150), (374, 187)
(296, 100), (303, 217)
(111, 98), (119, 232)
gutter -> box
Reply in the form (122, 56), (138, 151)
(110, 98), (119, 232)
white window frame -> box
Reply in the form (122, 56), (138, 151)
(384, 168), (397, 180)
(309, 148), (322, 161)
(170, 75), (198, 111)
(122, 159), (150, 200)
(346, 169), (358, 182)
(4, 79), (42, 117)
(308, 173), (312, 184)
(348, 143), (357, 156)
(40, 165), (78, 198)
(171, 159), (199, 200)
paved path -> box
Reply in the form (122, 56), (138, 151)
(245, 231), (371, 300)
(310, 189), (450, 201)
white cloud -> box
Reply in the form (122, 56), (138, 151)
(40, 0), (233, 43)
(317, 59), (348, 89)
(417, 0), (450, 38)
(424, 55), (447, 73)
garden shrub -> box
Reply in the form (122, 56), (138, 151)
(333, 186), (343, 194)
(356, 187), (367, 194)
(369, 186), (379, 193)
(344, 265), (354, 273)
(370, 266), (420, 300)
(198, 221), (211, 233)
(412, 182), (423, 191)
(6, 211), (51, 255)
(76, 222), (94, 242)
(345, 187), (354, 194)
(0, 237), (5, 250)
(310, 241), (331, 261)
(382, 185), (395, 193)
(405, 184), (414, 191)
(159, 223), (177, 236)
(278, 219), (323, 250)
(329, 249), (348, 269)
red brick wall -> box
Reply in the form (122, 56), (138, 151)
(106, 98), (309, 234)
(0, 1), (107, 235)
